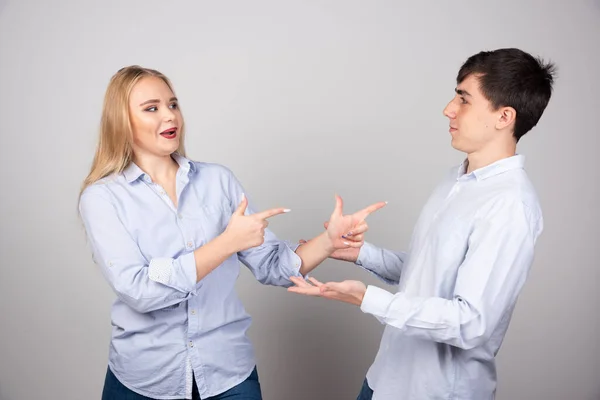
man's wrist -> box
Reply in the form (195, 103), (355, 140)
(354, 287), (366, 306)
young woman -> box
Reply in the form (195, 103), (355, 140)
(79, 65), (385, 400)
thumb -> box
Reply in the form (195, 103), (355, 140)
(333, 194), (343, 217)
(235, 193), (248, 216)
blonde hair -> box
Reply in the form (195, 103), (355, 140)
(80, 65), (186, 195)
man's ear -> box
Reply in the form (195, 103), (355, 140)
(496, 106), (516, 131)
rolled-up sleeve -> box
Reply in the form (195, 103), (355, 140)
(79, 185), (198, 313)
(238, 234), (303, 287)
(223, 168), (303, 287)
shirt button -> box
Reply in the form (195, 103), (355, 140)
(191, 310), (196, 315)
(187, 241), (193, 248)
(189, 341), (194, 348)
(178, 213), (183, 219)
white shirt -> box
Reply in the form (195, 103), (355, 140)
(356, 155), (542, 400)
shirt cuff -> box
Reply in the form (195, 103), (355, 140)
(283, 240), (304, 278)
(360, 285), (395, 317)
(148, 258), (173, 284)
(148, 252), (197, 293)
(355, 241), (376, 267)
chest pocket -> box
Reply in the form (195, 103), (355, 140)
(196, 202), (231, 242)
(159, 303), (181, 311)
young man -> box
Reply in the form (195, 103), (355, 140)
(289, 48), (556, 399)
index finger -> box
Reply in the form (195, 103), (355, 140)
(355, 201), (387, 221)
(254, 207), (291, 220)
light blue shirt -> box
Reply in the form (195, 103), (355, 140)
(79, 153), (303, 399)
(356, 155), (542, 400)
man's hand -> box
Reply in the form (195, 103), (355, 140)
(287, 276), (367, 306)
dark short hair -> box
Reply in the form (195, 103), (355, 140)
(457, 48), (557, 141)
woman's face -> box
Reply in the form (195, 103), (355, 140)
(128, 76), (182, 159)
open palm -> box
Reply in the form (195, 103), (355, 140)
(288, 276), (367, 306)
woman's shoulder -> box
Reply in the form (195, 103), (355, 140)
(78, 173), (129, 209)
(190, 161), (239, 182)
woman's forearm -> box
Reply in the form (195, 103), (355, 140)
(294, 232), (335, 276)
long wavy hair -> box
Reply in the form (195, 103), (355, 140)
(80, 66), (186, 195)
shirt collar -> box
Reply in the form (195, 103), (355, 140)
(172, 152), (196, 175)
(123, 152), (196, 183)
(457, 154), (525, 181)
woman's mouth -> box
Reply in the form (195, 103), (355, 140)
(160, 128), (178, 139)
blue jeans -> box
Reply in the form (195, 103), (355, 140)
(356, 378), (373, 400)
(101, 366), (262, 400)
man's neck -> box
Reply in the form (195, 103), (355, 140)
(466, 142), (517, 174)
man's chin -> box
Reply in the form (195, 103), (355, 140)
(450, 137), (462, 151)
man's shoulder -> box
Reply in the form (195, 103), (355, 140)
(495, 168), (542, 216)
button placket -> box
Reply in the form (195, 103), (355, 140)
(175, 204), (195, 251)
(146, 180), (177, 213)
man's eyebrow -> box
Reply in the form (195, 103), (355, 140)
(455, 88), (471, 97)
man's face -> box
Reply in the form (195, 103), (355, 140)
(443, 74), (500, 154)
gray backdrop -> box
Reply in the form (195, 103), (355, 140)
(0, 1), (598, 399)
